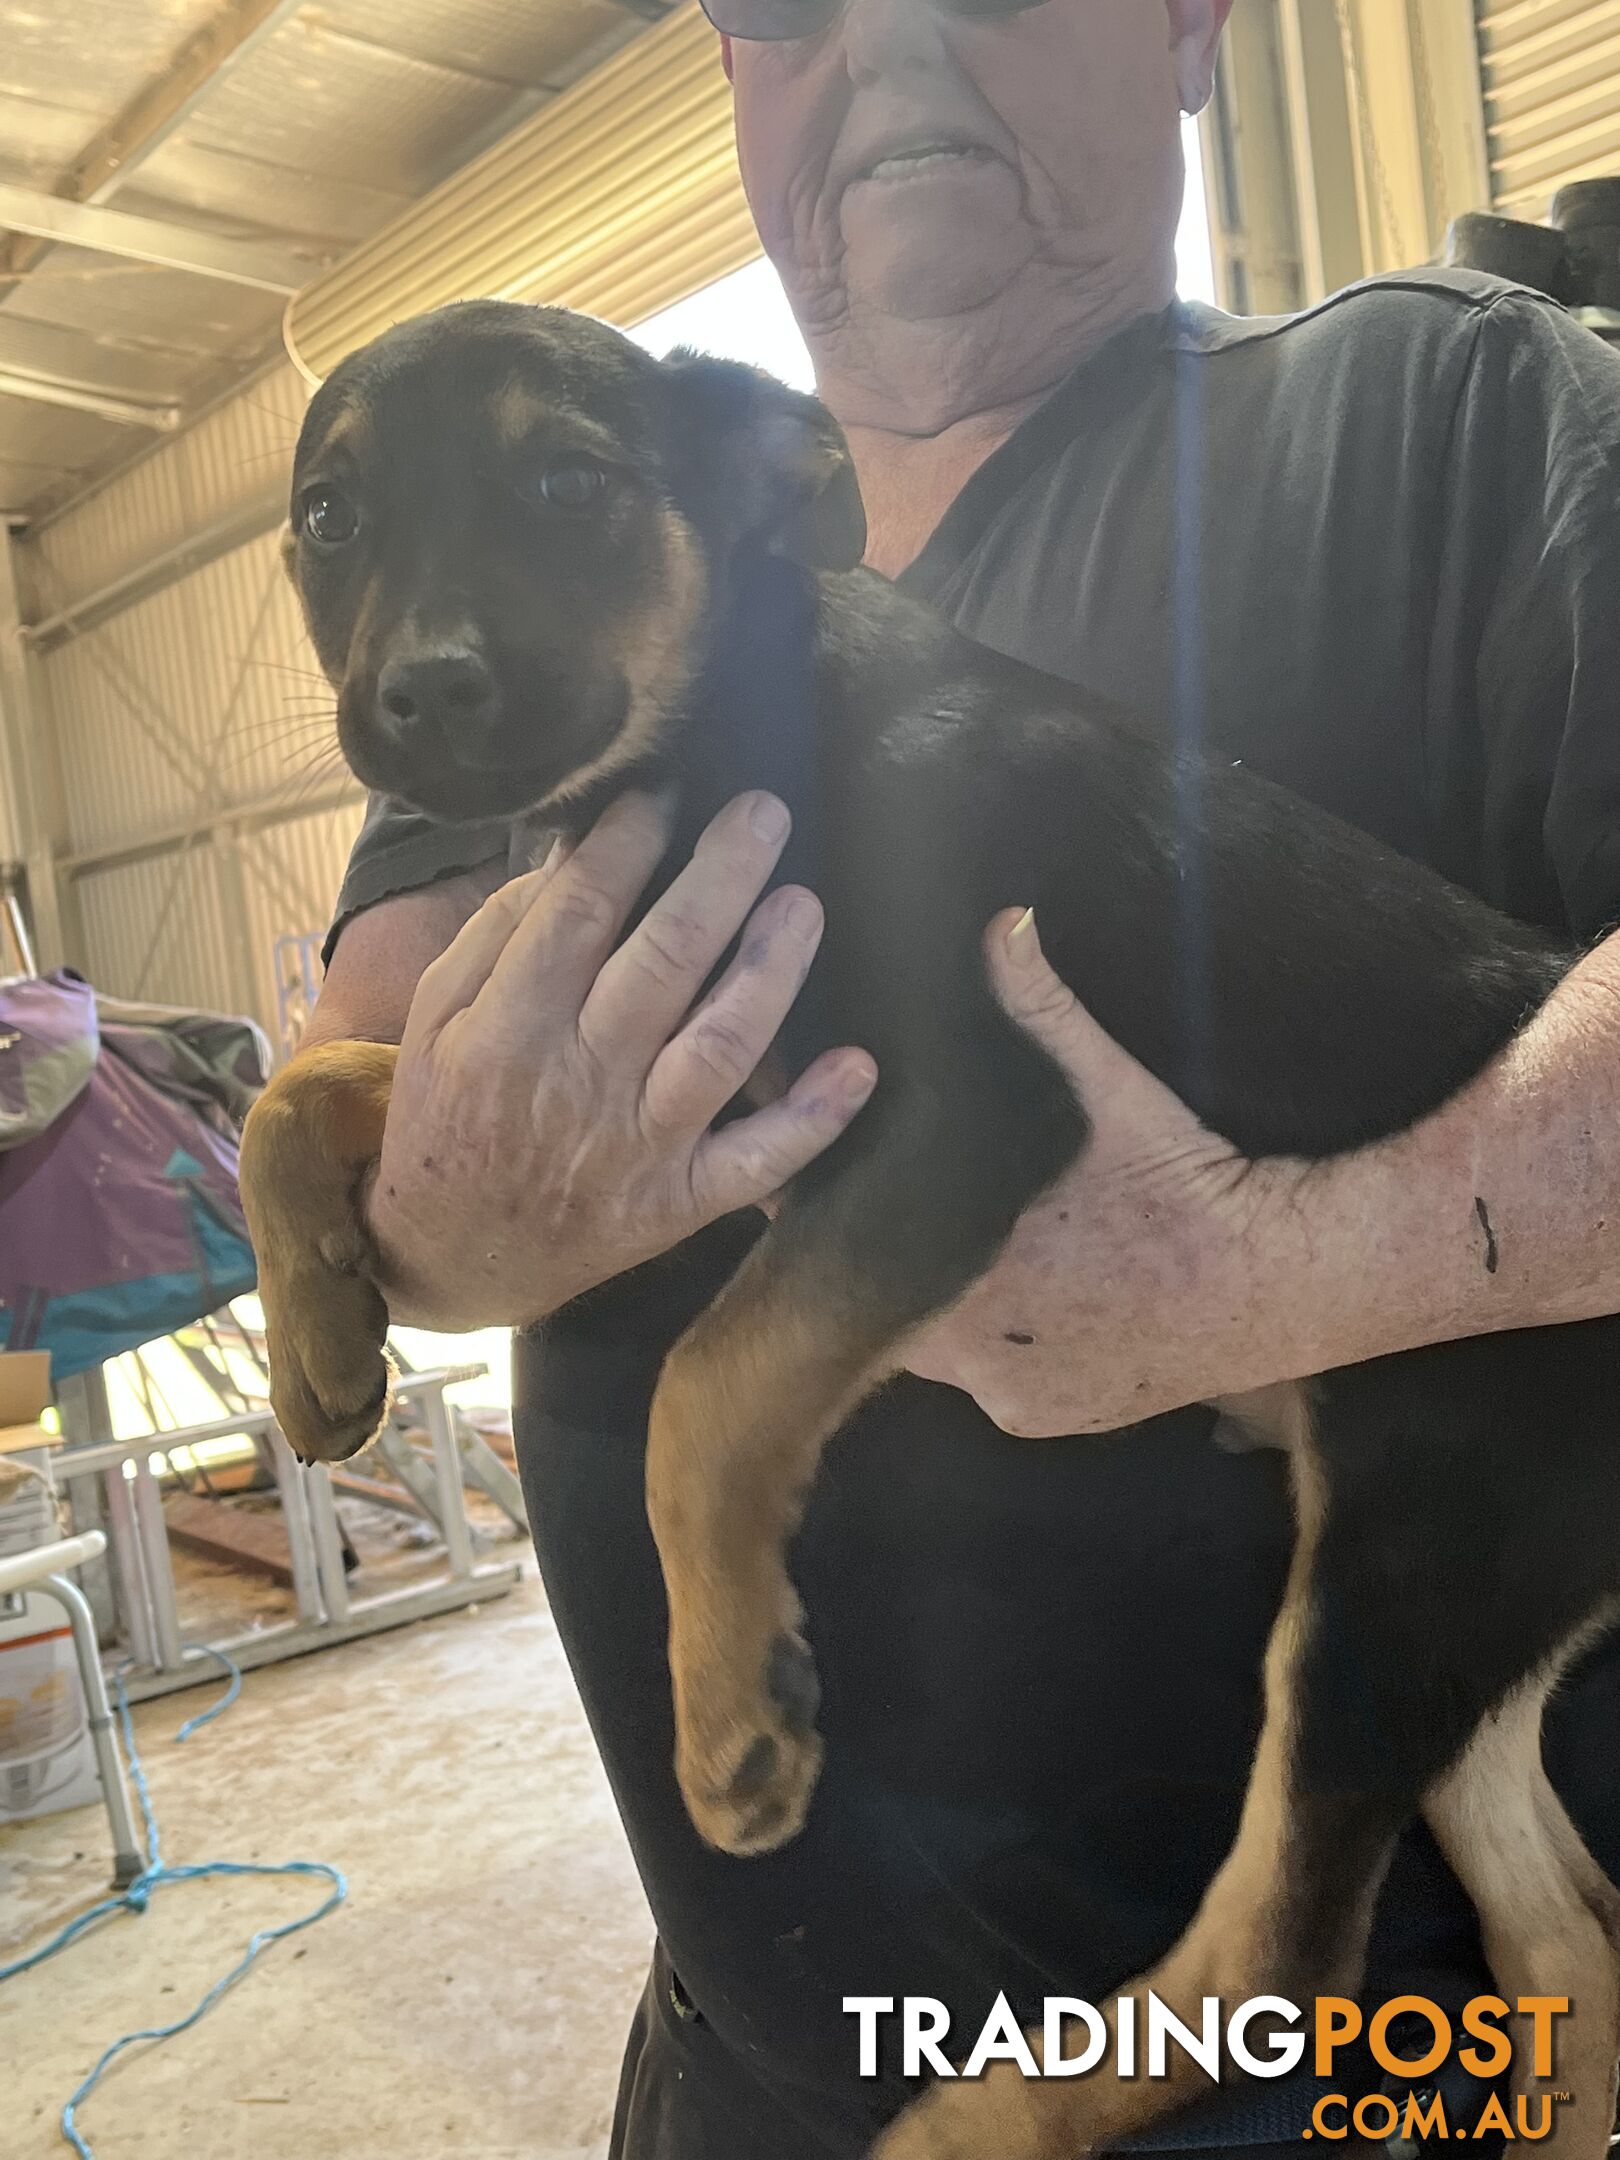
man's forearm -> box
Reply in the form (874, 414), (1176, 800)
(1295, 926), (1620, 1370)
(905, 912), (1620, 1438)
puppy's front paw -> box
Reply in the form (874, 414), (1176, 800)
(266, 1263), (392, 1463)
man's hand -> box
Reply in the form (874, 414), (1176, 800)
(907, 908), (1620, 1437)
(368, 789), (877, 1329)
(903, 908), (1308, 1433)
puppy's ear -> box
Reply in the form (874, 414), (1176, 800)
(662, 352), (866, 572)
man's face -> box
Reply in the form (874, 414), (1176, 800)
(731, 0), (1215, 425)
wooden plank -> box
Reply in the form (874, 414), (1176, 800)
(328, 1467), (417, 1512)
(164, 1491), (293, 1582)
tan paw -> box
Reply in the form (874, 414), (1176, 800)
(265, 1264), (392, 1464)
(871, 2067), (1076, 2160)
(675, 1624), (826, 1857)
(871, 2087), (995, 2160)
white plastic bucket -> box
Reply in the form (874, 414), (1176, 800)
(0, 1453), (97, 1822)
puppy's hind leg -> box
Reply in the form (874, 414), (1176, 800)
(873, 1404), (1416, 2160)
(1424, 1650), (1620, 2160)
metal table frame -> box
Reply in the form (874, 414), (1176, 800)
(54, 1366), (522, 1703)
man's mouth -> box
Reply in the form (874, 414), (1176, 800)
(854, 138), (998, 185)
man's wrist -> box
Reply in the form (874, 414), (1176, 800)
(1275, 1078), (1548, 1380)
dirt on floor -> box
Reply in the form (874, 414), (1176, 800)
(1, 1560), (653, 2160)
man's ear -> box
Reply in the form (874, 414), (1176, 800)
(1167, 0), (1231, 114)
(661, 352), (866, 573)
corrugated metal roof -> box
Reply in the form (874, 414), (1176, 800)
(16, 242), (287, 353)
(0, 0), (662, 519)
(176, 34), (515, 196)
(326, 0), (641, 87)
(4, 0), (222, 134)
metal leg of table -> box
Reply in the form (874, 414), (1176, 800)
(40, 1571), (145, 1889)
(373, 1427), (448, 1531)
(102, 1463), (157, 1670)
(420, 1385), (474, 1580)
(55, 1370), (119, 1640)
(269, 1432), (327, 1626)
(304, 1466), (351, 1624)
(63, 1472), (117, 1639)
(130, 1456), (184, 1672)
(455, 1428), (528, 1531)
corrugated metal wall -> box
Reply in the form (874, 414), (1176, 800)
(1475, 0), (1620, 217)
(21, 363), (365, 1054)
(32, 366), (307, 609)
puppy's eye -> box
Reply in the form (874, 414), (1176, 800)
(536, 460), (609, 510)
(301, 485), (360, 545)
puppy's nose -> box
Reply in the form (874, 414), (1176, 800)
(376, 650), (495, 733)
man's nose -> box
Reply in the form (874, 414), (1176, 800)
(840, 0), (947, 83)
(375, 648), (496, 734)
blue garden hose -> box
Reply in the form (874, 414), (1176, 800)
(0, 1650), (346, 2159)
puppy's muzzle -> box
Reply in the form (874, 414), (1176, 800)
(376, 646), (497, 738)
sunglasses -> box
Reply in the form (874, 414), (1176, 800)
(702, 0), (1049, 41)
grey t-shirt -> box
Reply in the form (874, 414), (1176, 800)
(327, 271), (1620, 2158)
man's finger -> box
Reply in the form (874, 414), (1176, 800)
(474, 791), (673, 1043)
(581, 791), (795, 1064)
(689, 1048), (878, 1220)
(408, 844), (571, 1040)
(986, 907), (1141, 1080)
(640, 882), (826, 1133)
(986, 906), (1208, 1122)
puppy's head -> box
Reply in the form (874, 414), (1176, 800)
(287, 302), (864, 822)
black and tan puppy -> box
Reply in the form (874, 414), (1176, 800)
(240, 301), (1620, 2160)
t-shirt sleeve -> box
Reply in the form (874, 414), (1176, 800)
(323, 793), (513, 964)
(1445, 289), (1620, 942)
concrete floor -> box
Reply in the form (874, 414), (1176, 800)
(2, 1563), (653, 2160)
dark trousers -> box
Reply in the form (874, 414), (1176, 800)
(607, 1945), (1495, 2160)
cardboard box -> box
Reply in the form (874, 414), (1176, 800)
(0, 1350), (55, 1454)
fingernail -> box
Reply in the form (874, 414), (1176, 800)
(749, 792), (791, 843)
(1006, 907), (1037, 961)
(842, 1059), (877, 1108)
(785, 893), (821, 938)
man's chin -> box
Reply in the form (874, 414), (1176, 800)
(840, 176), (1031, 319)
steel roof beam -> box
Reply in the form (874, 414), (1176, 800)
(0, 319), (181, 432)
(0, 0), (311, 286)
(0, 368), (180, 432)
(0, 182), (310, 294)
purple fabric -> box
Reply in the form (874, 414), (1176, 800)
(0, 973), (258, 1372)
(0, 971), (97, 1148)
(0, 1046), (248, 1299)
(94, 993), (269, 1128)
